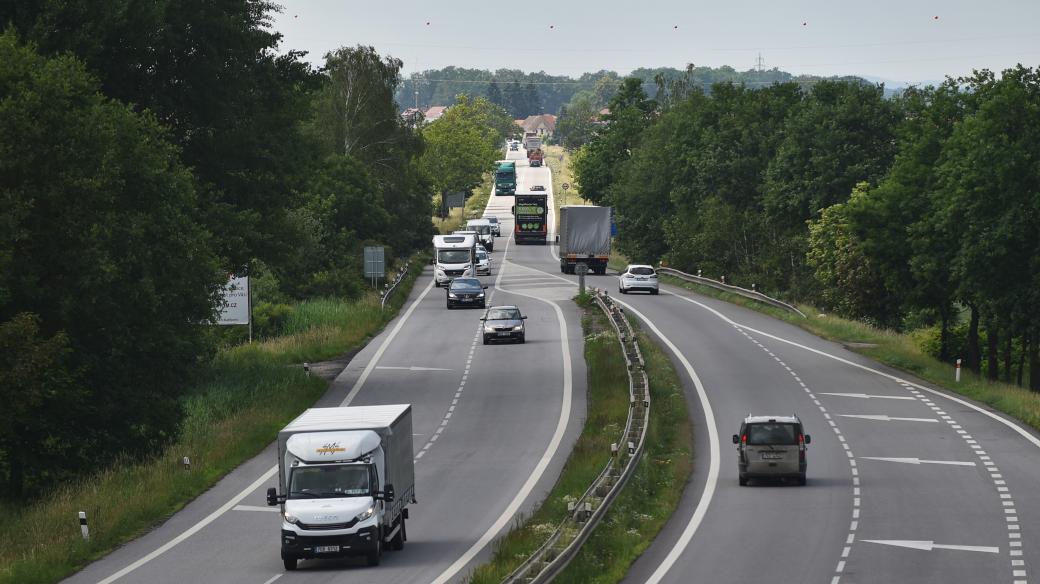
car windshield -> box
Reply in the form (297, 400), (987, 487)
(477, 250), (488, 260)
(469, 224), (490, 234)
(747, 423), (799, 445)
(288, 465), (370, 499)
(486, 308), (521, 320)
(629, 267), (655, 276)
(486, 217), (498, 224)
(439, 249), (471, 263)
(451, 279), (482, 291)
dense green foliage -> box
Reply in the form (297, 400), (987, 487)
(398, 65), (889, 120)
(0, 3), (439, 500)
(575, 67), (1040, 389)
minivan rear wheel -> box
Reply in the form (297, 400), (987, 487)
(797, 473), (807, 486)
(738, 475), (748, 486)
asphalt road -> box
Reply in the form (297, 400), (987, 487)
(63, 148), (589, 584)
(503, 160), (1038, 584)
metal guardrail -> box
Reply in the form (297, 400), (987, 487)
(502, 289), (651, 584)
(656, 267), (807, 318)
(379, 260), (413, 310)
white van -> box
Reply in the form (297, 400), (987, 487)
(465, 219), (495, 252)
(432, 234), (476, 287)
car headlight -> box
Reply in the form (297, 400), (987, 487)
(512, 325), (524, 331)
(448, 293), (458, 299)
(477, 291), (485, 297)
(355, 507), (375, 522)
(283, 512), (299, 524)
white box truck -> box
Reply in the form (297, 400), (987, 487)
(432, 233), (477, 287)
(267, 404), (415, 570)
(559, 205), (611, 275)
(465, 218), (495, 252)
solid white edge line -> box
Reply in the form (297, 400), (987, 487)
(610, 297), (720, 584)
(664, 290), (1040, 451)
(96, 466), (278, 584)
(261, 575), (283, 584)
(96, 274), (437, 584)
(429, 170), (574, 584)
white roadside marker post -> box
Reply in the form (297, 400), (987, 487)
(955, 358), (962, 382)
(79, 511), (89, 541)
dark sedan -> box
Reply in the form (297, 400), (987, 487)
(480, 305), (526, 344)
(446, 278), (487, 309)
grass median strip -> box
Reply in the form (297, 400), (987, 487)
(466, 295), (692, 583)
(552, 314), (693, 583)
(663, 274), (1040, 431)
(0, 259), (426, 584)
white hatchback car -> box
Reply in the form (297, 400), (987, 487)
(618, 265), (659, 294)
(475, 247), (491, 276)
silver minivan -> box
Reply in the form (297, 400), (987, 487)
(733, 415), (810, 486)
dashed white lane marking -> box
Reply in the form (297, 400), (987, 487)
(732, 327), (859, 583)
(261, 575), (283, 584)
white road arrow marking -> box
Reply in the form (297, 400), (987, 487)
(864, 540), (999, 553)
(376, 366), (453, 371)
(860, 457), (976, 467)
(840, 414), (938, 423)
(819, 392), (917, 400)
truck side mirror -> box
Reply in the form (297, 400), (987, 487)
(804, 435), (812, 445)
(732, 434), (740, 444)
(430, 257), (436, 265)
(378, 484), (395, 503)
(267, 487), (278, 506)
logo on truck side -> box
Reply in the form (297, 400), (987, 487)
(316, 442), (346, 455)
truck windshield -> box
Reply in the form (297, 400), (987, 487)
(289, 465), (370, 498)
(438, 249), (470, 263)
(469, 225), (490, 234)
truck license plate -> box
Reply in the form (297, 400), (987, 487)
(315, 545), (340, 553)
(761, 452), (784, 460)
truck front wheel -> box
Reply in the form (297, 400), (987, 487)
(283, 556), (298, 571)
(367, 530), (383, 566)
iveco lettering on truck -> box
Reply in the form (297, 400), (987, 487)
(494, 161), (516, 195)
(432, 234), (476, 287)
(558, 205), (611, 274)
(267, 405), (416, 570)
(513, 194), (548, 244)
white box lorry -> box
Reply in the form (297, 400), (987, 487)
(465, 218), (496, 252)
(558, 205), (612, 275)
(267, 404), (415, 570)
(432, 233), (477, 287)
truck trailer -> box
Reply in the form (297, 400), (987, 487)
(558, 205), (611, 274)
(267, 404), (415, 570)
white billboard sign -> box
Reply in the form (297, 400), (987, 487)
(217, 276), (250, 325)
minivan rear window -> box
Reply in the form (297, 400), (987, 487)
(747, 423), (799, 445)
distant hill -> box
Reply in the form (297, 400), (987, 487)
(396, 65), (899, 115)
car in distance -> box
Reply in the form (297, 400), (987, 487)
(733, 414), (810, 486)
(475, 247), (491, 276)
(530, 185), (546, 192)
(619, 265), (659, 294)
(484, 215), (501, 237)
(446, 278), (487, 309)
(480, 305), (526, 344)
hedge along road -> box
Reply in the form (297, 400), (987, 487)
(63, 147), (588, 584)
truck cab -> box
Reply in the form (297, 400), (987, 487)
(464, 219), (495, 252)
(432, 234), (477, 287)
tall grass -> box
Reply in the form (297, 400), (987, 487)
(552, 317), (694, 583)
(663, 275), (1040, 432)
(0, 257), (427, 584)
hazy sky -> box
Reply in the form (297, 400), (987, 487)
(270, 0), (1040, 84)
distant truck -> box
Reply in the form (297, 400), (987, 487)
(523, 132), (542, 151)
(558, 205), (611, 274)
(494, 161), (516, 195)
(267, 405), (415, 571)
(513, 194), (548, 245)
(528, 148), (544, 167)
(432, 233), (476, 287)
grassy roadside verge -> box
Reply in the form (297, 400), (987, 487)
(466, 295), (693, 583)
(662, 274), (1040, 430)
(553, 315), (693, 583)
(432, 172), (494, 234)
(544, 145), (589, 232)
(0, 257), (427, 584)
